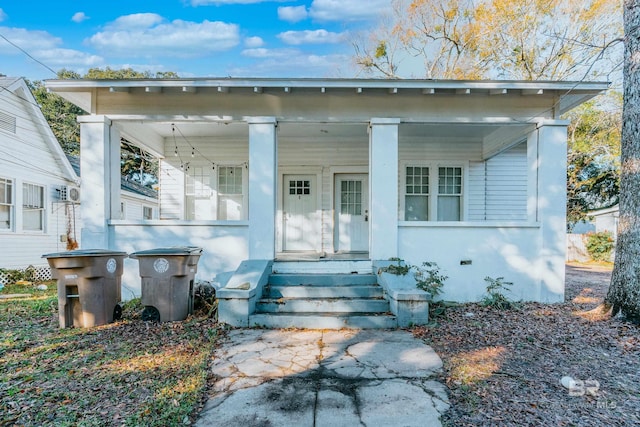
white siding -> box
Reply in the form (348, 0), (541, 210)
(0, 80), (79, 270)
(160, 136), (248, 219)
(462, 142), (528, 221)
(467, 161), (486, 220)
(485, 142), (528, 221)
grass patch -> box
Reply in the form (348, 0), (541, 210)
(1, 282), (223, 426)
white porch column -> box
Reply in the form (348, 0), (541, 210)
(248, 117), (277, 259)
(536, 120), (569, 302)
(369, 118), (400, 260)
(78, 115), (121, 249)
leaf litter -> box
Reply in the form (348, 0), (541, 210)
(413, 263), (640, 427)
(0, 286), (225, 427)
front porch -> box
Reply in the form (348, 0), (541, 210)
(45, 78), (608, 309)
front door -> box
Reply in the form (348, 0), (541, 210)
(283, 175), (319, 251)
(335, 174), (369, 252)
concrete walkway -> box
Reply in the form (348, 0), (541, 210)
(196, 329), (449, 427)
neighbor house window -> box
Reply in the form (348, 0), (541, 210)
(404, 165), (463, 221)
(143, 206), (153, 220)
(22, 183), (45, 231)
(0, 177), (13, 230)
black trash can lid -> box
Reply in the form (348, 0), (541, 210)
(129, 246), (203, 258)
(42, 249), (128, 258)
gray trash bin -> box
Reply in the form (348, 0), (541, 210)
(42, 249), (127, 328)
(129, 247), (202, 322)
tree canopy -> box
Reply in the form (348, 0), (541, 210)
(29, 68), (174, 186)
(355, 0), (622, 81)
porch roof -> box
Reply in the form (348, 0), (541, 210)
(46, 77), (608, 117)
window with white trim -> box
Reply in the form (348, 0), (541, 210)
(437, 167), (462, 221)
(403, 165), (463, 221)
(217, 166), (244, 220)
(143, 206), (153, 220)
(0, 177), (13, 230)
(185, 165), (247, 220)
(405, 166), (429, 221)
(22, 183), (45, 231)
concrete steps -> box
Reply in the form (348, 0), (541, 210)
(249, 272), (396, 329)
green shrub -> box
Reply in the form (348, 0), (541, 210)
(481, 276), (516, 310)
(585, 231), (615, 262)
(414, 262), (448, 299)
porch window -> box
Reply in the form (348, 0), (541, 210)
(185, 165), (247, 221)
(22, 183), (45, 231)
(437, 167), (462, 221)
(405, 166), (429, 221)
(217, 166), (244, 220)
(403, 165), (463, 221)
(0, 177), (13, 230)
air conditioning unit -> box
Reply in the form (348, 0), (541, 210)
(60, 185), (81, 203)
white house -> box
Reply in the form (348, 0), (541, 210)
(45, 78), (607, 324)
(66, 154), (159, 222)
(0, 77), (80, 280)
(589, 205), (619, 236)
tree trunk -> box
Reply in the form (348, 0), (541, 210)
(606, 0), (640, 322)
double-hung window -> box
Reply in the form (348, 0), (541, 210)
(217, 166), (244, 220)
(185, 165), (246, 220)
(23, 183), (45, 231)
(405, 167), (429, 221)
(404, 165), (463, 221)
(0, 177), (13, 230)
(437, 167), (462, 221)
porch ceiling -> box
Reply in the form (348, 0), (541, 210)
(117, 120), (518, 146)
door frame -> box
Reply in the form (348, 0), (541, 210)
(276, 167), (323, 253)
(330, 166), (369, 253)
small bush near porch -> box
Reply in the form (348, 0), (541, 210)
(0, 282), (222, 426)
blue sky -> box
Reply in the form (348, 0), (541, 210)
(0, 0), (392, 81)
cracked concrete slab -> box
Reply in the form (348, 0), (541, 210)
(197, 329), (449, 427)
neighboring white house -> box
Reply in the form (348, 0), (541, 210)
(66, 155), (159, 221)
(589, 205), (619, 236)
(0, 77), (80, 278)
(45, 78), (607, 303)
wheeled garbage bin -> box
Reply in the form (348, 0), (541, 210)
(129, 247), (202, 322)
(42, 249), (127, 328)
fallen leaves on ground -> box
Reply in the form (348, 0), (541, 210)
(0, 286), (224, 427)
(413, 264), (640, 427)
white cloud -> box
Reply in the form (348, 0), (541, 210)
(107, 13), (164, 30)
(0, 27), (61, 53)
(244, 36), (264, 48)
(33, 48), (103, 67)
(232, 51), (351, 77)
(278, 6), (308, 23)
(241, 47), (299, 59)
(71, 12), (89, 23)
(190, 0), (269, 5)
(309, 0), (391, 22)
(87, 14), (240, 57)
(0, 26), (104, 71)
(0, 8), (7, 22)
(278, 29), (346, 45)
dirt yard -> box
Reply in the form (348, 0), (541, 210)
(413, 263), (640, 427)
